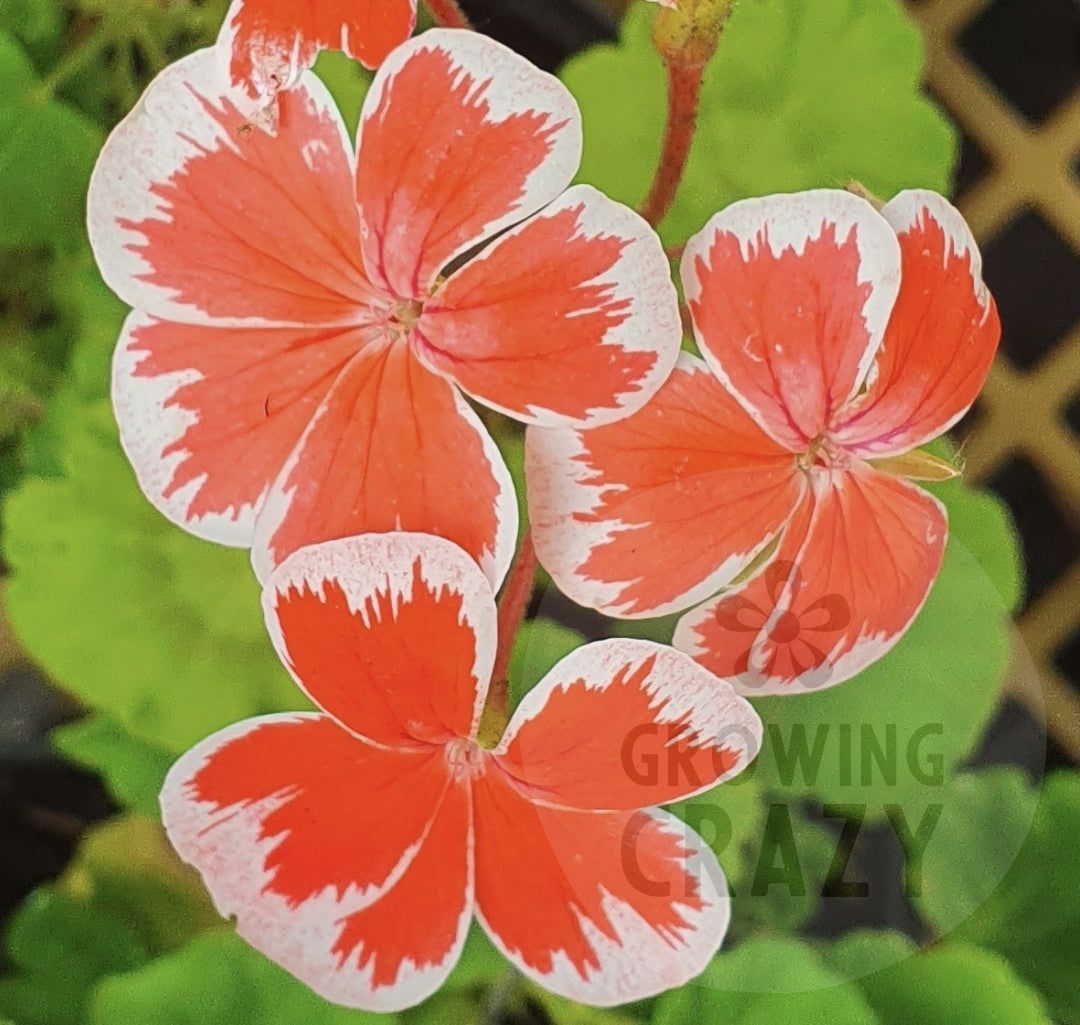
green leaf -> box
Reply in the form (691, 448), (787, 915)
(0, 253), (77, 438)
(669, 773), (765, 882)
(916, 770), (1080, 1024)
(820, 930), (918, 981)
(2, 398), (303, 753)
(0, 253), (125, 533)
(825, 933), (1052, 1025)
(402, 992), (481, 1025)
(509, 617), (586, 706)
(496, 422), (526, 523)
(442, 925), (505, 994)
(532, 988), (639, 1024)
(52, 713), (175, 819)
(88, 929), (395, 1025)
(0, 889), (149, 1025)
(0, 31), (102, 250)
(913, 768), (1037, 937)
(0, 0), (61, 44)
(921, 439), (1024, 614)
(748, 474), (1017, 819)
(56, 816), (219, 955)
(610, 612), (679, 646)
(312, 49), (372, 139)
(652, 936), (877, 1025)
(729, 802), (835, 936)
(563, 0), (955, 247)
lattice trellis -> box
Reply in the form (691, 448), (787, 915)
(908, 0), (1080, 760)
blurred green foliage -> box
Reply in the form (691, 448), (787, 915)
(509, 617), (586, 706)
(88, 929), (394, 1025)
(0, 1), (1070, 1024)
(564, 0), (956, 246)
(654, 932), (1053, 1024)
(917, 770), (1080, 1024)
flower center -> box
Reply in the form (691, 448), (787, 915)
(768, 609), (802, 644)
(798, 434), (850, 473)
(445, 737), (486, 781)
(387, 299), (424, 339)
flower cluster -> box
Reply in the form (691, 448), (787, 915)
(87, 0), (999, 1014)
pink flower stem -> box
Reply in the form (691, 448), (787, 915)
(425, 0), (471, 28)
(487, 532), (538, 722)
(640, 59), (704, 229)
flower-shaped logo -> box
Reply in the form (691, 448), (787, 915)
(712, 560), (851, 690)
(88, 29), (680, 591)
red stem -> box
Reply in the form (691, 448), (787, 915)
(488, 532), (538, 720)
(640, 60), (705, 229)
(425, 0), (471, 28)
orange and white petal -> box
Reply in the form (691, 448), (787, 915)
(831, 190), (1000, 456)
(325, 776), (474, 1012)
(675, 464), (948, 695)
(526, 353), (805, 618)
(494, 639), (761, 810)
(356, 29), (581, 300)
(474, 773), (729, 1006)
(112, 313), (364, 546)
(88, 49), (372, 327)
(673, 497), (816, 684)
(681, 190), (902, 450)
(161, 713), (469, 1011)
(220, 0), (417, 116)
(414, 185), (680, 428)
(263, 533), (497, 748)
(251, 340), (518, 589)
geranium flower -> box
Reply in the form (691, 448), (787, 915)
(88, 30), (680, 590)
(161, 532), (762, 1010)
(218, 0), (417, 121)
(528, 189), (1000, 694)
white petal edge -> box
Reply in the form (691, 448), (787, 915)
(476, 806), (731, 1007)
(261, 532), (499, 743)
(111, 310), (260, 547)
(680, 188), (903, 446)
(87, 47), (355, 328)
(249, 349), (519, 593)
(160, 712), (475, 1012)
(525, 352), (805, 619)
(422, 184), (682, 429)
(356, 27), (583, 287)
(496, 637), (763, 803)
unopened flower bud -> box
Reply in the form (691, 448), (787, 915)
(652, 0), (736, 67)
